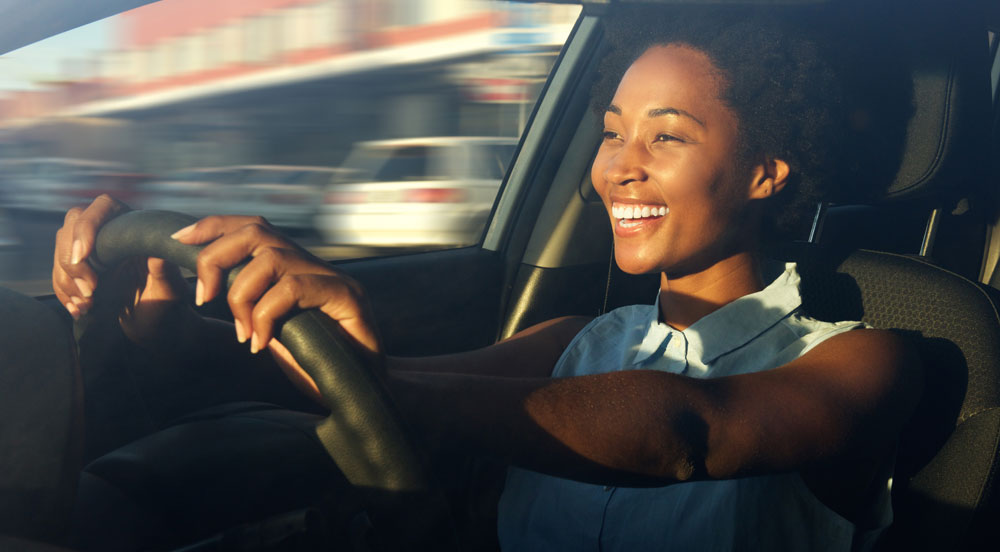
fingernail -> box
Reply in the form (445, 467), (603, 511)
(73, 278), (93, 298)
(65, 302), (80, 320)
(250, 332), (260, 354)
(70, 296), (83, 306)
(234, 319), (247, 343)
(195, 279), (204, 306)
(171, 224), (196, 240)
(71, 240), (83, 265)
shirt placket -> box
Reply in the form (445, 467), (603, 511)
(664, 330), (689, 374)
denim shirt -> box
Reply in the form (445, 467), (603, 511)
(497, 263), (891, 551)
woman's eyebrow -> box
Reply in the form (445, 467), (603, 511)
(648, 107), (705, 127)
(605, 104), (706, 128)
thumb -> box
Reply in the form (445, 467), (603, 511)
(141, 257), (188, 302)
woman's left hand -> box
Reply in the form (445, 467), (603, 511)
(172, 215), (384, 398)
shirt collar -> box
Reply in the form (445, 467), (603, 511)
(632, 262), (803, 366)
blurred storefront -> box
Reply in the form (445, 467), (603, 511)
(0, 0), (578, 173)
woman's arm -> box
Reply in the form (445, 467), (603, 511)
(167, 215), (921, 489)
(387, 328), (921, 487)
(388, 315), (592, 378)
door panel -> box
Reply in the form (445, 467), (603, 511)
(336, 247), (505, 356)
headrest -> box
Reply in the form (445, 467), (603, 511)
(837, 2), (990, 204)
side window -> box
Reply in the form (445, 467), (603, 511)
(0, 0), (581, 295)
(374, 147), (433, 182)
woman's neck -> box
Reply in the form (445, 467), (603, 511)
(658, 251), (762, 331)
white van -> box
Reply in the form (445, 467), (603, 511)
(316, 137), (517, 248)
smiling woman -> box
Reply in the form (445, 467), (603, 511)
(483, 8), (919, 550)
(38, 3), (922, 552)
(43, 5), (923, 551)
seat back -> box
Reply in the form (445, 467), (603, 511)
(0, 288), (82, 543)
(792, 248), (1000, 550)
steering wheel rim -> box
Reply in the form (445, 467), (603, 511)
(89, 209), (430, 493)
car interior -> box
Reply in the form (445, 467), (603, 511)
(1, 0), (1000, 551)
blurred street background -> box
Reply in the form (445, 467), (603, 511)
(0, 0), (580, 294)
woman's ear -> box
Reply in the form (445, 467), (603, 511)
(747, 157), (790, 200)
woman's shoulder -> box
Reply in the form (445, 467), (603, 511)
(782, 312), (870, 355)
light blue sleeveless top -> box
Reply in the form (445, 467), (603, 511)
(497, 263), (893, 551)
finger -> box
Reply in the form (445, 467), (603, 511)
(52, 225), (94, 317)
(172, 215), (282, 246)
(266, 338), (323, 405)
(52, 262), (87, 310)
(140, 257), (188, 303)
(55, 209), (96, 284)
(51, 264), (82, 320)
(226, 248), (289, 344)
(57, 196), (125, 300)
(249, 273), (364, 354)
(248, 274), (318, 354)
(55, 236), (98, 300)
(70, 194), (128, 267)
(193, 221), (292, 306)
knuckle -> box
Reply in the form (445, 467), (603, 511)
(245, 221), (272, 240)
(63, 207), (82, 225)
(281, 273), (304, 294)
(226, 285), (241, 306)
(195, 252), (216, 275)
(258, 246), (281, 263)
(226, 282), (251, 306)
(250, 307), (272, 330)
(200, 215), (221, 228)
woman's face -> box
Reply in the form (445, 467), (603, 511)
(591, 44), (757, 277)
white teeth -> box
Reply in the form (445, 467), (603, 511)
(610, 203), (668, 221)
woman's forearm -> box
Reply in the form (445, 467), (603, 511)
(387, 369), (708, 487)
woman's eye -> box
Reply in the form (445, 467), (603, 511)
(655, 134), (683, 143)
(602, 130), (620, 141)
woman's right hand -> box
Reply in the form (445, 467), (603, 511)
(52, 194), (190, 344)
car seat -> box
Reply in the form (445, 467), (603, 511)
(792, 6), (1000, 549)
(0, 288), (82, 547)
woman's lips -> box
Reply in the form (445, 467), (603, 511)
(611, 201), (668, 235)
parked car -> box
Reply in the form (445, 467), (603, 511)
(0, 158), (142, 214)
(316, 137), (518, 247)
(138, 167), (244, 218)
(232, 165), (350, 231)
(142, 165), (347, 231)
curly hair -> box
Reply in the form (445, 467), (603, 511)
(590, 6), (850, 239)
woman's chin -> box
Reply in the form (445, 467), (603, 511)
(614, 246), (666, 275)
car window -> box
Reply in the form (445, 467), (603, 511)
(375, 147), (435, 182)
(0, 0), (581, 296)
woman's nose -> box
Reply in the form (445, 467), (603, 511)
(603, 140), (648, 186)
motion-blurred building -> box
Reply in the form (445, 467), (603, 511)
(0, 0), (577, 171)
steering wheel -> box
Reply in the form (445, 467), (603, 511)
(88, 210), (430, 494)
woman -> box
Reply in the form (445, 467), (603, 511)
(52, 7), (919, 551)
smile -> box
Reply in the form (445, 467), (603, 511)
(611, 202), (668, 221)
